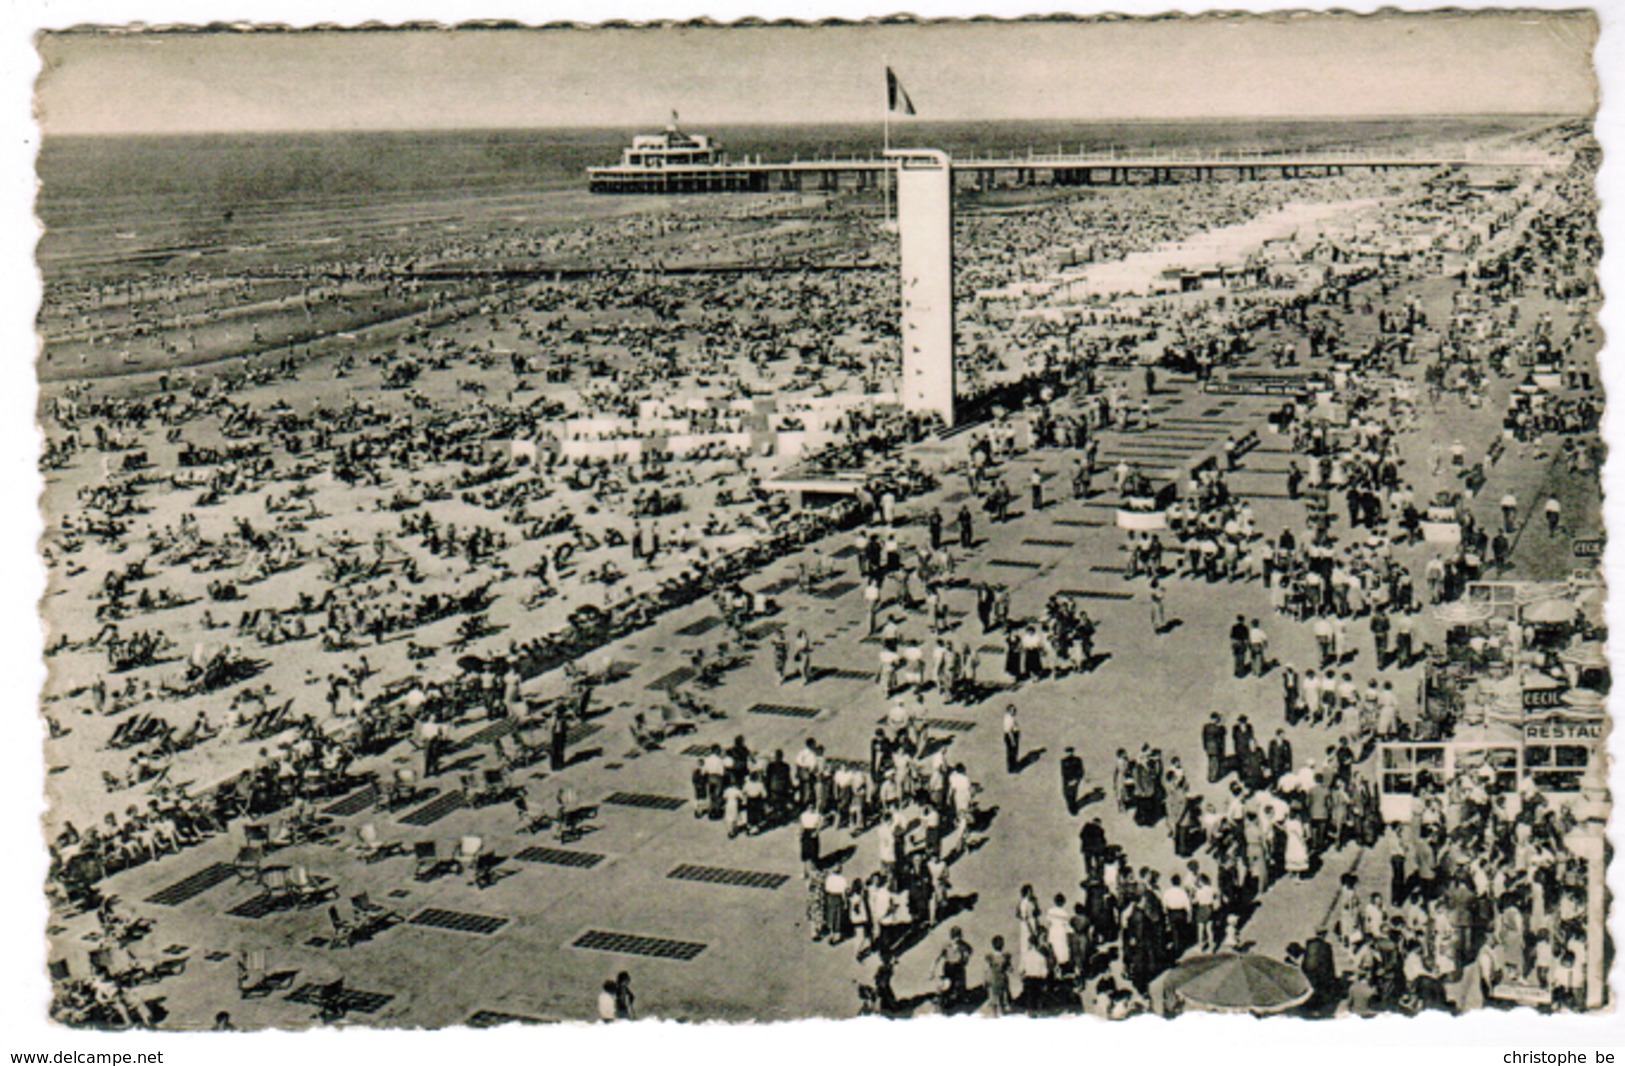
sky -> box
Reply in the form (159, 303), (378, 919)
(34, 12), (1600, 135)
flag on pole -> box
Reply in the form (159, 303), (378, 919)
(886, 67), (916, 115)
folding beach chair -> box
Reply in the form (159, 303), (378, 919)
(412, 840), (440, 880)
(351, 891), (400, 925)
(315, 977), (348, 1023)
(384, 768), (418, 810)
(355, 822), (389, 862)
(451, 836), (484, 880)
(259, 866), (296, 909)
(288, 864), (337, 906)
(236, 948), (293, 998)
(234, 838), (266, 882)
(482, 766), (515, 804)
(326, 904), (354, 950)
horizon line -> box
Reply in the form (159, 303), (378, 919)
(43, 110), (1587, 139)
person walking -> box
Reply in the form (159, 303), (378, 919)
(935, 927), (972, 1012)
(1078, 817), (1108, 884)
(1371, 610), (1391, 670)
(798, 807), (822, 879)
(770, 631), (789, 683)
(549, 711), (569, 772)
(983, 936), (1013, 1017)
(613, 972), (636, 1020)
(1149, 578), (1167, 635)
(1229, 614), (1250, 677)
(1247, 618), (1268, 676)
(1002, 704), (1021, 773)
(1544, 496), (1562, 535)
(1060, 746), (1085, 815)
(1201, 713), (1228, 782)
(1394, 612), (1415, 667)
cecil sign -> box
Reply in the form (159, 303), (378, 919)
(1523, 687), (1569, 709)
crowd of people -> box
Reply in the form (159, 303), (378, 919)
(37, 115), (1605, 1026)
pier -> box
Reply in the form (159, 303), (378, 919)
(587, 144), (1561, 193)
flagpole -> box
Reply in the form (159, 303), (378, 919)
(882, 65), (892, 227)
(883, 62), (891, 154)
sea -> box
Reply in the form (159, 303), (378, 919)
(35, 115), (1555, 273)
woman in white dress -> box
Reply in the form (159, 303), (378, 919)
(1016, 885), (1048, 998)
(1283, 816), (1310, 878)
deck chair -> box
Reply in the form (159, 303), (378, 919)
(511, 726), (546, 766)
(512, 788), (537, 832)
(355, 822), (388, 862)
(350, 892), (401, 941)
(236, 948), (293, 998)
(235, 821), (272, 880)
(259, 866), (296, 908)
(482, 766), (514, 803)
(412, 840), (439, 880)
(234, 843), (265, 882)
(288, 864), (337, 906)
(385, 768), (417, 810)
(107, 716), (134, 748)
(451, 836), (484, 880)
(244, 705), (273, 738)
(298, 768), (334, 801)
(326, 904), (354, 950)
(258, 701), (294, 739)
(267, 818), (295, 848)
(87, 947), (116, 981)
(472, 851), (502, 889)
(315, 977), (348, 1023)
(351, 891), (400, 925)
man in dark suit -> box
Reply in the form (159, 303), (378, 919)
(549, 712), (569, 772)
(1078, 817), (1108, 884)
(869, 728), (893, 783)
(1060, 747), (1085, 815)
(1267, 729), (1293, 783)
(1301, 929), (1339, 1016)
(1229, 615), (1251, 676)
(1202, 713), (1228, 782)
(1231, 715), (1256, 766)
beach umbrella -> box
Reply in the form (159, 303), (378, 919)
(1522, 599), (1577, 625)
(1434, 600), (1494, 625)
(1559, 688), (1607, 715)
(1160, 952), (1312, 1015)
(1557, 642), (1608, 670)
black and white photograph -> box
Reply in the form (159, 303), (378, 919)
(16, 5), (1618, 1035)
